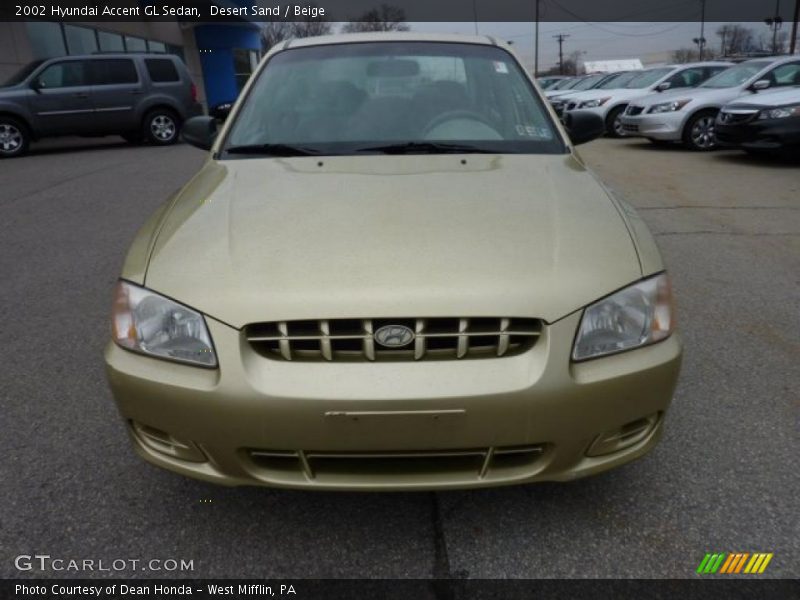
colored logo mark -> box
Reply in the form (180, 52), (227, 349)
(696, 553), (773, 574)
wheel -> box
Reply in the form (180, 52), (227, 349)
(682, 110), (718, 151)
(0, 116), (30, 158)
(142, 109), (180, 145)
(605, 106), (627, 138)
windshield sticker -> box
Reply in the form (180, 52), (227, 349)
(493, 61), (509, 74)
(516, 125), (553, 139)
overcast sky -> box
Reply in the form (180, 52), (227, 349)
(409, 21), (785, 69)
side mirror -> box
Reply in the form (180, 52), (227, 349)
(750, 79), (770, 92)
(181, 116), (218, 150)
(209, 102), (233, 121)
(656, 82), (672, 92)
(563, 111), (606, 146)
(30, 78), (44, 92)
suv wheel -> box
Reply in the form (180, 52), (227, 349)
(605, 106), (627, 138)
(143, 109), (180, 145)
(683, 110), (718, 151)
(0, 117), (30, 158)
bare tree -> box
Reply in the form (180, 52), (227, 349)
(671, 48), (701, 63)
(341, 4), (410, 33)
(260, 7), (332, 52)
(716, 24), (755, 56)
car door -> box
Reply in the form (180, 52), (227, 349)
(28, 60), (94, 135)
(88, 58), (143, 133)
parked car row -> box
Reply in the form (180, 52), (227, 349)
(540, 56), (800, 155)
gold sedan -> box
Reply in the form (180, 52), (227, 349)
(105, 33), (681, 490)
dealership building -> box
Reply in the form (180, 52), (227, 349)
(0, 2), (263, 110)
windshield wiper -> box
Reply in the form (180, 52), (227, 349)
(225, 143), (321, 157)
(357, 141), (498, 155)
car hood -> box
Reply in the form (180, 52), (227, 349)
(725, 86), (800, 108)
(144, 154), (642, 328)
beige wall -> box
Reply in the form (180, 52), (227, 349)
(0, 23), (34, 81)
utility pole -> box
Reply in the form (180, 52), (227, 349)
(790, 0), (799, 54)
(695, 0), (706, 60)
(534, 0), (540, 76)
(765, 0), (784, 54)
(554, 34), (569, 75)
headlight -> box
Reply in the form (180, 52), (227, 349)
(111, 281), (217, 367)
(572, 273), (674, 361)
(758, 104), (800, 120)
(579, 97), (611, 108)
(648, 100), (691, 114)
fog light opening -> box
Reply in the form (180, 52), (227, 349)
(130, 421), (207, 463)
(586, 413), (660, 457)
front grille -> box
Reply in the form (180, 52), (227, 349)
(718, 110), (758, 125)
(622, 123), (639, 133)
(246, 444), (547, 483)
(245, 317), (542, 362)
(626, 105), (644, 116)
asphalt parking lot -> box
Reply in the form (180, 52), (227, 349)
(1, 136), (797, 580)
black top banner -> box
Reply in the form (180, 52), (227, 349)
(1, 0), (799, 23)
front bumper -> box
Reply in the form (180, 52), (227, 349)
(105, 312), (682, 490)
(620, 111), (688, 140)
(715, 118), (800, 150)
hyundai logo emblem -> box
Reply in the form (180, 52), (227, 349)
(374, 325), (415, 348)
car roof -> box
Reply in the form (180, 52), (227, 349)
(283, 32), (501, 49)
(47, 53), (176, 60)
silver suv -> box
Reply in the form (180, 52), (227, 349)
(0, 53), (202, 158)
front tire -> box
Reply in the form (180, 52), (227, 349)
(0, 116), (30, 158)
(605, 106), (627, 138)
(683, 110), (718, 151)
(142, 109), (180, 146)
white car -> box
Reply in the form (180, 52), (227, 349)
(562, 62), (731, 137)
(620, 56), (800, 150)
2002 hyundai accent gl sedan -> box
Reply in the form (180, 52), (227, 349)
(105, 33), (682, 490)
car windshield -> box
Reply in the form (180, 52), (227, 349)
(551, 77), (576, 90)
(597, 71), (639, 89)
(2, 60), (45, 87)
(571, 73), (607, 91)
(624, 68), (674, 89)
(224, 42), (564, 157)
(699, 61), (771, 88)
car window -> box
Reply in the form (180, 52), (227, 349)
(667, 67), (704, 88)
(624, 68), (674, 89)
(705, 66), (729, 79)
(225, 42), (564, 156)
(767, 62), (800, 87)
(145, 59), (180, 83)
(91, 59), (139, 85)
(700, 61), (771, 88)
(571, 74), (606, 91)
(597, 71), (638, 89)
(37, 61), (89, 89)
